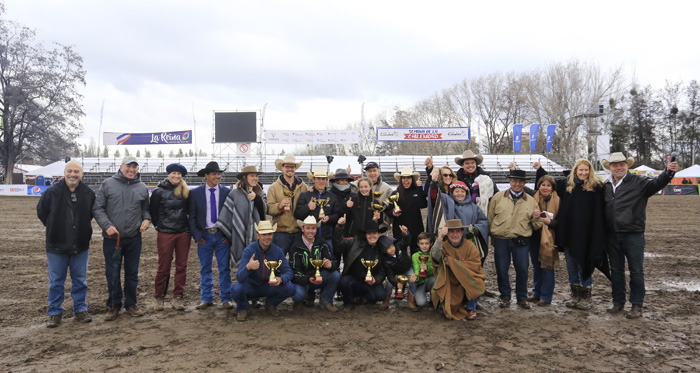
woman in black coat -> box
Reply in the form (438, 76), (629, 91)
(389, 168), (427, 254)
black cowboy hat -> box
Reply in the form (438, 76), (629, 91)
(507, 169), (527, 180)
(330, 169), (354, 182)
(197, 161), (226, 177)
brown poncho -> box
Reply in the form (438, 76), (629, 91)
(431, 239), (486, 320)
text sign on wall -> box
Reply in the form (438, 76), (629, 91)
(376, 127), (470, 142)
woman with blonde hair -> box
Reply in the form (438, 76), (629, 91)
(535, 158), (609, 310)
(426, 163), (457, 238)
(149, 163), (192, 311)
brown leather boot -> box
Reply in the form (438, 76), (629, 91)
(565, 284), (581, 308)
(407, 292), (419, 312)
(575, 286), (592, 310)
(379, 292), (392, 310)
(626, 304), (643, 319)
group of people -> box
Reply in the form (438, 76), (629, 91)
(37, 149), (677, 327)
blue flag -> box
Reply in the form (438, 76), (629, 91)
(513, 124), (523, 152)
(529, 123), (540, 152)
(546, 124), (557, 153)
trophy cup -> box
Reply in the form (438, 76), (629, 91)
(387, 194), (402, 215)
(282, 189), (294, 212)
(418, 255), (430, 278)
(370, 203), (386, 221)
(313, 197), (330, 218)
(264, 259), (283, 284)
(395, 275), (409, 299)
(372, 191), (383, 201)
(310, 259), (324, 283)
(360, 259), (379, 283)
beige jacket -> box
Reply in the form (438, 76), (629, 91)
(266, 176), (308, 233)
(488, 190), (543, 239)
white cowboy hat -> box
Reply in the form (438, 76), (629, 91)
(602, 152), (634, 169)
(274, 155), (303, 171)
(454, 150), (484, 166)
(394, 167), (420, 182)
(307, 167), (334, 180)
(297, 216), (321, 229)
(254, 221), (278, 234)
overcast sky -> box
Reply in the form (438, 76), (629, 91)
(4, 0), (699, 156)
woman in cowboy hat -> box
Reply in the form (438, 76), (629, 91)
(389, 167), (428, 254)
(217, 165), (267, 268)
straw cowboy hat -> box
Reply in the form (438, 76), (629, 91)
(394, 167), (420, 182)
(254, 220), (277, 234)
(274, 155), (303, 171)
(602, 152), (634, 169)
(507, 169), (528, 180)
(236, 165), (263, 180)
(197, 161), (226, 177)
(307, 167), (334, 180)
(454, 150), (484, 166)
(444, 219), (469, 230)
(297, 216), (321, 229)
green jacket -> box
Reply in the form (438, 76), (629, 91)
(412, 251), (434, 286)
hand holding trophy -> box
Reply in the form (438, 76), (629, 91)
(312, 197), (330, 218)
(418, 255), (430, 278)
(360, 258), (379, 283)
(395, 275), (409, 299)
(264, 259), (283, 285)
(282, 189), (294, 212)
(387, 194), (402, 215)
(310, 259), (324, 284)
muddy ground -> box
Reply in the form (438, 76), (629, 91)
(0, 195), (699, 372)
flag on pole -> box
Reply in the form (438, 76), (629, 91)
(513, 124), (523, 152)
(529, 123), (540, 152)
(546, 124), (557, 153)
(361, 102), (368, 134)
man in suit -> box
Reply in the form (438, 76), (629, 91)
(189, 161), (233, 310)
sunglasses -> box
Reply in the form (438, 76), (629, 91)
(442, 174), (453, 178)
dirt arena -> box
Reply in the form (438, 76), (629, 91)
(1, 195), (699, 372)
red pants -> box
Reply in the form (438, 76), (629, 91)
(153, 232), (191, 298)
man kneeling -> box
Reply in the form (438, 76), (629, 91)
(232, 221), (294, 321)
(432, 219), (486, 320)
(290, 216), (340, 312)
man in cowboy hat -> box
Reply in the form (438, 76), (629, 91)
(603, 152), (677, 319)
(93, 156), (151, 321)
(454, 150), (499, 199)
(289, 216), (340, 312)
(488, 169), (543, 310)
(388, 167), (427, 253)
(189, 161), (233, 310)
(267, 155), (308, 255)
(232, 220), (294, 321)
(295, 167), (341, 248)
(431, 219), (486, 320)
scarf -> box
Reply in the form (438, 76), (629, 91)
(533, 190), (560, 269)
(217, 186), (261, 266)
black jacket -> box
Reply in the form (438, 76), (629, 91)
(333, 224), (386, 284)
(149, 178), (190, 234)
(390, 183), (427, 252)
(346, 192), (385, 236)
(329, 184), (353, 218)
(294, 187), (341, 241)
(37, 180), (95, 254)
(603, 170), (673, 233)
(380, 232), (412, 287)
(289, 233), (338, 286)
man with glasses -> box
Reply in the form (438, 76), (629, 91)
(267, 155), (308, 256)
(38, 161), (96, 327)
(93, 156), (151, 321)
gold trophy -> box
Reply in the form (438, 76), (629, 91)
(282, 189), (295, 212)
(418, 255), (430, 278)
(312, 197), (330, 218)
(264, 259), (283, 284)
(370, 203), (386, 221)
(387, 194), (402, 214)
(395, 275), (409, 299)
(360, 259), (379, 283)
(372, 191), (383, 201)
(310, 259), (324, 283)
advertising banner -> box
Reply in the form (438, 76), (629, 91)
(529, 123), (540, 152)
(672, 177), (699, 185)
(265, 130), (360, 144)
(376, 127), (470, 142)
(0, 185), (28, 196)
(103, 131), (193, 145)
(546, 124), (557, 153)
(27, 185), (50, 196)
(513, 124), (523, 152)
(661, 185), (699, 196)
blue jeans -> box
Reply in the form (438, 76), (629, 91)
(384, 269), (413, 293)
(272, 232), (297, 257)
(47, 250), (89, 316)
(338, 275), (387, 305)
(493, 237), (530, 301)
(608, 232), (645, 306)
(466, 298), (479, 311)
(232, 281), (295, 312)
(292, 270), (340, 306)
(529, 241), (556, 302)
(103, 234), (142, 310)
(197, 231), (232, 303)
(409, 277), (435, 306)
(564, 249), (592, 287)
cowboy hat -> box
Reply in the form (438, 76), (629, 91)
(197, 161), (226, 177)
(330, 169), (354, 182)
(444, 219), (469, 230)
(507, 169), (527, 180)
(274, 155), (303, 171)
(393, 167), (420, 182)
(236, 165), (263, 180)
(360, 220), (380, 234)
(297, 215), (321, 229)
(307, 167), (334, 180)
(254, 220), (277, 234)
(602, 152), (634, 169)
(454, 150), (484, 166)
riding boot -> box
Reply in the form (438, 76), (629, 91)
(379, 292), (392, 310)
(575, 286), (593, 310)
(407, 292), (419, 312)
(565, 284), (581, 308)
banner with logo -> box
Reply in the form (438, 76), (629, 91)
(265, 130), (360, 144)
(27, 185), (50, 195)
(0, 185), (28, 196)
(513, 124), (523, 152)
(661, 184), (699, 196)
(529, 123), (540, 152)
(103, 131), (193, 145)
(376, 127), (470, 142)
(546, 124), (557, 153)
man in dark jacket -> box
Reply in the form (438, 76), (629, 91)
(454, 150), (499, 197)
(295, 167), (341, 248)
(290, 216), (339, 312)
(37, 161), (96, 327)
(93, 156), (151, 321)
(603, 152), (677, 319)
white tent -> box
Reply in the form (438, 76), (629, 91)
(634, 165), (658, 172)
(25, 161), (66, 177)
(675, 164), (700, 178)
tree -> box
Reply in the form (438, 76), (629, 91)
(114, 149), (120, 158)
(176, 148), (183, 157)
(124, 147), (130, 156)
(158, 150), (164, 158)
(623, 86), (659, 166)
(144, 147), (151, 158)
(102, 146), (109, 158)
(0, 4), (86, 183)
(136, 149), (141, 157)
(168, 150), (174, 157)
